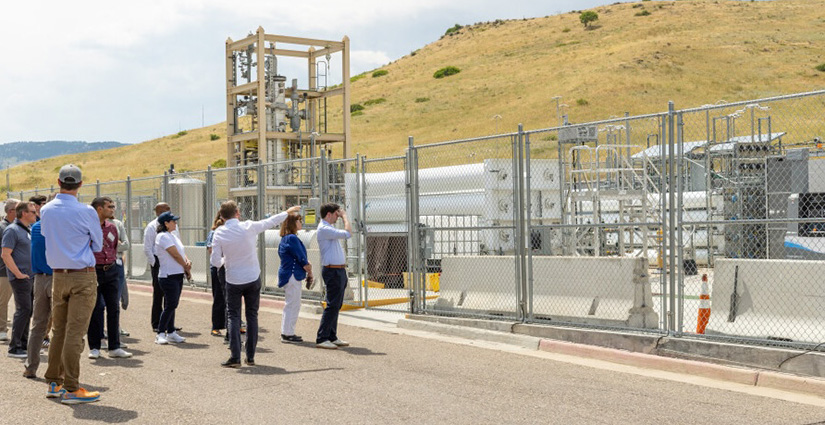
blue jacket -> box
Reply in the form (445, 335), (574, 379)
(278, 233), (308, 287)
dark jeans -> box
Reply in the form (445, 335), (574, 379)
(226, 277), (260, 361)
(88, 266), (121, 350)
(9, 277), (33, 351)
(316, 267), (347, 344)
(151, 256), (162, 330)
(210, 266), (226, 331)
(158, 274), (184, 334)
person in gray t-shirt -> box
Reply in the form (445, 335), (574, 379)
(1, 201), (37, 357)
(0, 198), (20, 341)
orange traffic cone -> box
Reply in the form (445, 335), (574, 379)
(696, 273), (710, 334)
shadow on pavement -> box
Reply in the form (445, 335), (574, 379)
(170, 342), (210, 350)
(72, 404), (139, 423)
(177, 331), (201, 338)
(340, 347), (386, 356)
(236, 366), (344, 376)
(90, 358), (145, 369)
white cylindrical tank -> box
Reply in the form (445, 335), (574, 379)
(364, 191), (485, 222)
(168, 177), (206, 246)
(265, 229), (317, 248)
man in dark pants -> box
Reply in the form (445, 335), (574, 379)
(87, 197), (131, 359)
(315, 203), (353, 349)
(2, 201), (37, 358)
(143, 202), (176, 332)
(210, 200), (298, 367)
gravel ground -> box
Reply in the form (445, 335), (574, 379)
(1, 285), (824, 424)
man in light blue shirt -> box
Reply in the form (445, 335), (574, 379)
(41, 164), (103, 405)
(314, 203), (352, 349)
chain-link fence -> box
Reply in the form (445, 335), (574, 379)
(8, 89), (825, 350)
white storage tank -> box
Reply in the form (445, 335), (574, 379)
(168, 176), (206, 246)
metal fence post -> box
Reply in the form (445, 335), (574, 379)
(667, 101), (677, 332)
(126, 176), (133, 279)
(319, 151), (328, 203)
(256, 162), (266, 290)
(360, 156), (369, 309)
(515, 124), (528, 321)
(96, 179), (101, 198)
(405, 136), (419, 314)
(525, 130), (534, 322)
(676, 111), (685, 336)
(162, 172), (169, 201)
(205, 166), (214, 288)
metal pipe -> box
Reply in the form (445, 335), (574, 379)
(125, 176), (133, 280)
(676, 112), (685, 336)
(667, 101), (676, 332)
(525, 130), (534, 322)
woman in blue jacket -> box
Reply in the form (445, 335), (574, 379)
(278, 213), (312, 343)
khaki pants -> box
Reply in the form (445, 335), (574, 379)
(44, 271), (97, 392)
(0, 276), (11, 333)
(25, 274), (53, 375)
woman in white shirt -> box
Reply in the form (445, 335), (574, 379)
(154, 211), (191, 345)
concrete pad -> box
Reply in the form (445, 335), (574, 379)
(397, 318), (540, 350)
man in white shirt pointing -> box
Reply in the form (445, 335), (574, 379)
(210, 200), (299, 368)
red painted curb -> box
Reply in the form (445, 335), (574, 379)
(538, 339), (758, 386)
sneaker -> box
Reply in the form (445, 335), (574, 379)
(280, 334), (303, 344)
(211, 330), (223, 337)
(0, 331), (8, 342)
(165, 332), (186, 343)
(109, 348), (133, 358)
(245, 358), (255, 366)
(8, 347), (27, 358)
(221, 358), (241, 368)
(61, 388), (100, 405)
(316, 340), (338, 349)
(42, 338), (50, 348)
(120, 329), (130, 337)
(332, 339), (350, 347)
(155, 333), (168, 345)
(240, 324), (246, 334)
(88, 349), (100, 359)
(46, 382), (65, 398)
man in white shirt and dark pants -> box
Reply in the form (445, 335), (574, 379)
(315, 203), (352, 350)
(210, 200), (299, 368)
(143, 202), (173, 332)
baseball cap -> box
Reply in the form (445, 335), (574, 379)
(58, 164), (83, 184)
(158, 211), (180, 224)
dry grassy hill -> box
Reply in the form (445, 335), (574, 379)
(6, 0), (825, 192)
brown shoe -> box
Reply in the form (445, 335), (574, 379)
(23, 370), (36, 379)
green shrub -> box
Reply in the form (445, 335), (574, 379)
(372, 69), (388, 78)
(562, 27), (571, 33)
(209, 133), (220, 141)
(350, 104), (365, 113)
(350, 73), (366, 83)
(579, 11), (599, 28)
(211, 159), (226, 169)
(433, 66), (461, 79)
(351, 110), (364, 117)
(576, 98), (589, 106)
(632, 3), (643, 8)
(635, 9), (651, 16)
(172, 130), (188, 138)
(445, 24), (463, 36)
(364, 98), (386, 106)
(415, 97), (430, 103)
(410, 49), (419, 56)
(816, 63), (825, 72)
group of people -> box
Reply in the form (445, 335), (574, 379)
(0, 163), (356, 405)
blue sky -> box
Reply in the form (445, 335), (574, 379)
(0, 0), (618, 144)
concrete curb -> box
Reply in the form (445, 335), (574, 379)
(397, 318), (540, 350)
(399, 314), (825, 399)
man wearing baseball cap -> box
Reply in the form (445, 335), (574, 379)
(41, 164), (103, 404)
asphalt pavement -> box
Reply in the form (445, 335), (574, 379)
(1, 283), (824, 424)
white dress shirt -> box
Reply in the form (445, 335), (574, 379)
(143, 217), (180, 266)
(209, 212), (287, 285)
(316, 219), (351, 266)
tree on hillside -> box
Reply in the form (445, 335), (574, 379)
(580, 11), (599, 29)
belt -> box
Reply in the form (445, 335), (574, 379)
(53, 267), (95, 273)
(324, 264), (346, 269)
(96, 263), (116, 271)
